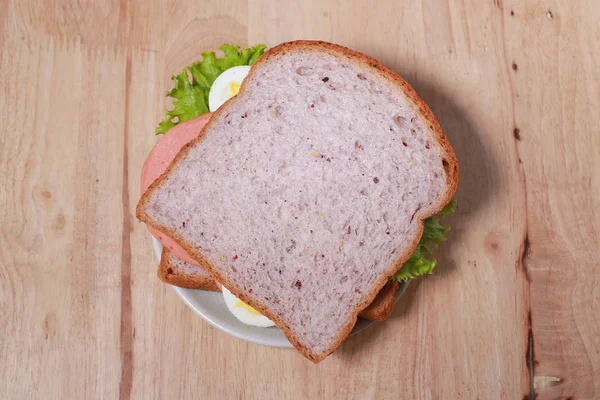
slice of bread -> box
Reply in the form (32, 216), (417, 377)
(160, 247), (396, 320)
(158, 247), (221, 292)
(137, 40), (458, 362)
(358, 281), (400, 322)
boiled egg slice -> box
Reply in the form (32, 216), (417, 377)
(208, 65), (251, 112)
(222, 285), (275, 328)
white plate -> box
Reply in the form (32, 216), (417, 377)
(153, 237), (408, 347)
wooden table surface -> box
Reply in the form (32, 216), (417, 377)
(1, 1), (599, 399)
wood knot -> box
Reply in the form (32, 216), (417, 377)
(514, 128), (522, 140)
(484, 232), (503, 255)
(54, 214), (66, 231)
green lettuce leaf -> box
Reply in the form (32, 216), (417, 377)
(391, 199), (456, 283)
(156, 44), (267, 135)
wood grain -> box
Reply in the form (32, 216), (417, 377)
(0, 0), (598, 399)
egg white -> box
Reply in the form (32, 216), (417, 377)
(208, 65), (251, 112)
(222, 285), (275, 328)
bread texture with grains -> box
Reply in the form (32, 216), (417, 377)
(159, 248), (398, 320)
(137, 40), (458, 362)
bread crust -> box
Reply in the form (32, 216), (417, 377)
(158, 247), (221, 292)
(358, 281), (400, 322)
(137, 40), (459, 362)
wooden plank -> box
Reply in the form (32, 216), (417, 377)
(126, 2), (252, 400)
(0, 33), (126, 400)
(502, 1), (600, 398)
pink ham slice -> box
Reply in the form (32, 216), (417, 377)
(140, 114), (212, 265)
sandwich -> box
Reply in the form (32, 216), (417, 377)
(137, 41), (458, 362)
